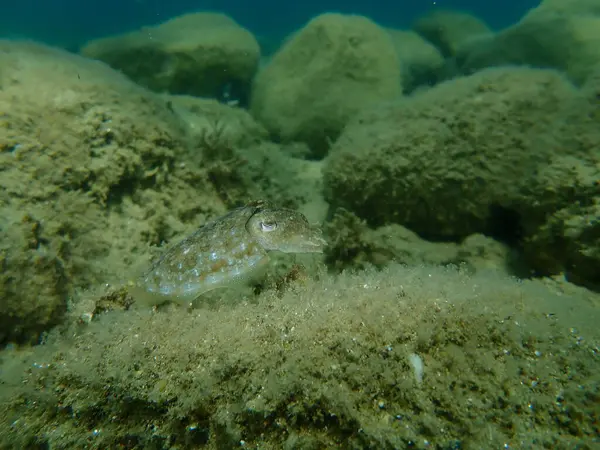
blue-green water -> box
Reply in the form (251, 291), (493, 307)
(2, 0), (540, 48)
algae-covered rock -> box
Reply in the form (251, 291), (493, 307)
(250, 13), (401, 158)
(524, 198), (600, 291)
(582, 64), (600, 99)
(163, 94), (326, 216)
(81, 12), (260, 101)
(413, 9), (492, 58)
(167, 94), (269, 149)
(324, 208), (459, 271)
(324, 67), (600, 242)
(532, 0), (600, 15)
(0, 265), (598, 448)
(0, 213), (69, 344)
(387, 29), (445, 92)
(0, 40), (227, 343)
(325, 209), (514, 275)
(457, 0), (600, 85)
(517, 61), (600, 289)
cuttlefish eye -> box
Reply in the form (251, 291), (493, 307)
(260, 221), (277, 232)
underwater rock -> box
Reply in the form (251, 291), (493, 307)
(324, 209), (457, 271)
(1, 264), (598, 448)
(164, 94), (326, 212)
(456, 0), (600, 85)
(386, 29), (445, 93)
(533, 0), (600, 16)
(81, 12), (260, 101)
(250, 13), (401, 158)
(166, 95), (268, 150)
(0, 40), (227, 343)
(524, 197), (600, 291)
(582, 63), (600, 100)
(0, 214), (69, 345)
(325, 209), (514, 275)
(412, 9), (493, 58)
(518, 61), (600, 289)
(324, 66), (599, 242)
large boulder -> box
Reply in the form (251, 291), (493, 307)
(532, 0), (600, 15)
(387, 29), (445, 93)
(521, 67), (600, 289)
(0, 41), (227, 343)
(323, 67), (599, 244)
(457, 0), (600, 85)
(250, 13), (401, 158)
(413, 9), (492, 58)
(166, 94), (268, 149)
(81, 12), (260, 101)
(523, 199), (600, 291)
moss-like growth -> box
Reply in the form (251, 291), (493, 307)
(1, 265), (597, 448)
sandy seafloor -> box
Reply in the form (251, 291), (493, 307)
(1, 2), (599, 449)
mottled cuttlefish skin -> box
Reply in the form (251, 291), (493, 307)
(134, 200), (326, 303)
